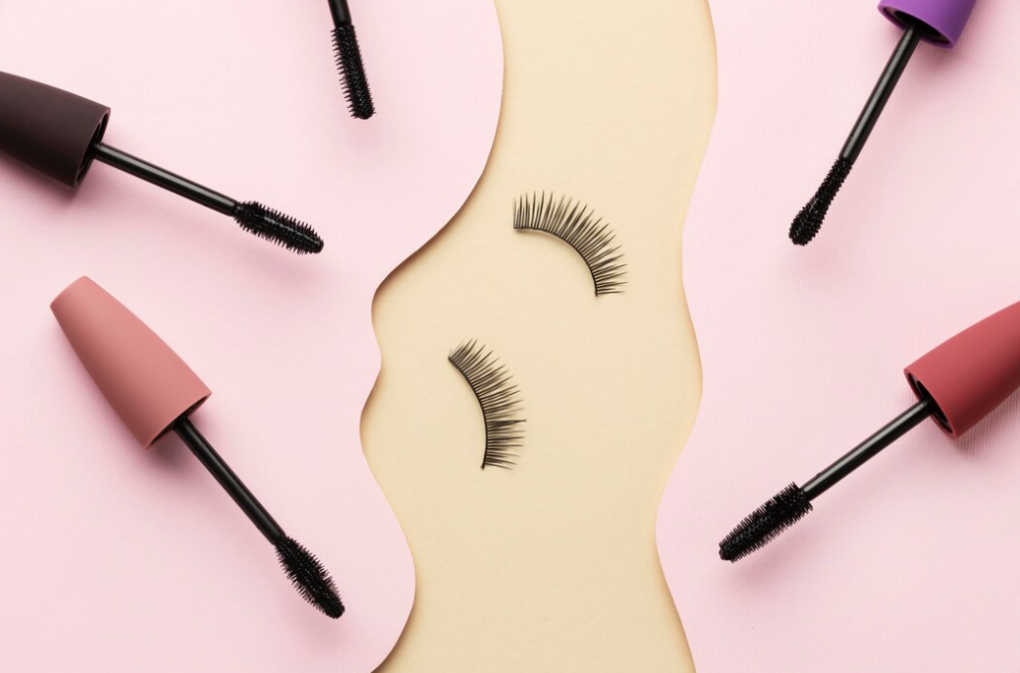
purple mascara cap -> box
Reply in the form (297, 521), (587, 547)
(878, 0), (978, 48)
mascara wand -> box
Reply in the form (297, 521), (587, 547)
(0, 72), (323, 254)
(789, 0), (978, 246)
(720, 297), (1020, 562)
(173, 418), (344, 618)
(720, 400), (933, 562)
(52, 277), (344, 618)
(327, 0), (375, 120)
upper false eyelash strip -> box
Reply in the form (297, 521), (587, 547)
(448, 340), (526, 470)
(513, 193), (627, 296)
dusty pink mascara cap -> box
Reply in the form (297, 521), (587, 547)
(51, 277), (211, 447)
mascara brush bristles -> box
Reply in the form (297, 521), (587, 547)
(275, 536), (345, 618)
(789, 157), (853, 246)
(333, 25), (375, 120)
(719, 483), (813, 562)
(233, 201), (325, 254)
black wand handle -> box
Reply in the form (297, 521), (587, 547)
(173, 416), (286, 545)
(841, 24), (921, 164)
(327, 0), (353, 25)
(91, 142), (238, 216)
(801, 398), (933, 500)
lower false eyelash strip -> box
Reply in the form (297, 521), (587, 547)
(513, 193), (627, 296)
(449, 340), (526, 470)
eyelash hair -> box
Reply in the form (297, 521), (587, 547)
(448, 340), (525, 470)
(513, 193), (627, 296)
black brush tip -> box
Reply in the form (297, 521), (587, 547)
(275, 536), (345, 619)
(789, 157), (853, 246)
(233, 201), (324, 254)
(333, 25), (375, 120)
(719, 483), (813, 562)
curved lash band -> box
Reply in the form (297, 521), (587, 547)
(513, 193), (627, 296)
(448, 340), (525, 469)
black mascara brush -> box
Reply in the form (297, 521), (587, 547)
(720, 297), (1020, 562)
(52, 277), (344, 618)
(327, 0), (375, 120)
(789, 0), (978, 246)
(0, 71), (323, 254)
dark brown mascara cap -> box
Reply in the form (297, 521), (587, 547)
(0, 71), (110, 187)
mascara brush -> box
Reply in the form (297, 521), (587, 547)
(52, 277), (343, 618)
(720, 297), (1020, 562)
(0, 72), (323, 254)
(327, 0), (375, 119)
(789, 0), (978, 246)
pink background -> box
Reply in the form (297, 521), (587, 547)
(0, 1), (502, 671)
(658, 0), (1020, 671)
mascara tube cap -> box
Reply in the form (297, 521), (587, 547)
(52, 277), (211, 448)
(0, 71), (110, 187)
(904, 299), (1020, 438)
(878, 0), (978, 48)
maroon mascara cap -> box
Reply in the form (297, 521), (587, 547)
(905, 299), (1020, 438)
(0, 71), (110, 187)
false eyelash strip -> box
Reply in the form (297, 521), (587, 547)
(448, 340), (526, 470)
(513, 193), (627, 296)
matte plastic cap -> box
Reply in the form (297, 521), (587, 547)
(52, 277), (211, 447)
(878, 0), (978, 48)
(905, 299), (1020, 438)
(0, 71), (110, 187)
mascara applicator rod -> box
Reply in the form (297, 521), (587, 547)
(800, 398), (931, 500)
(328, 0), (353, 24)
(173, 416), (286, 544)
(91, 143), (236, 215)
(839, 26), (920, 166)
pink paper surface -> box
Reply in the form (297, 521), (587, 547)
(657, 1), (1020, 671)
(0, 1), (501, 671)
